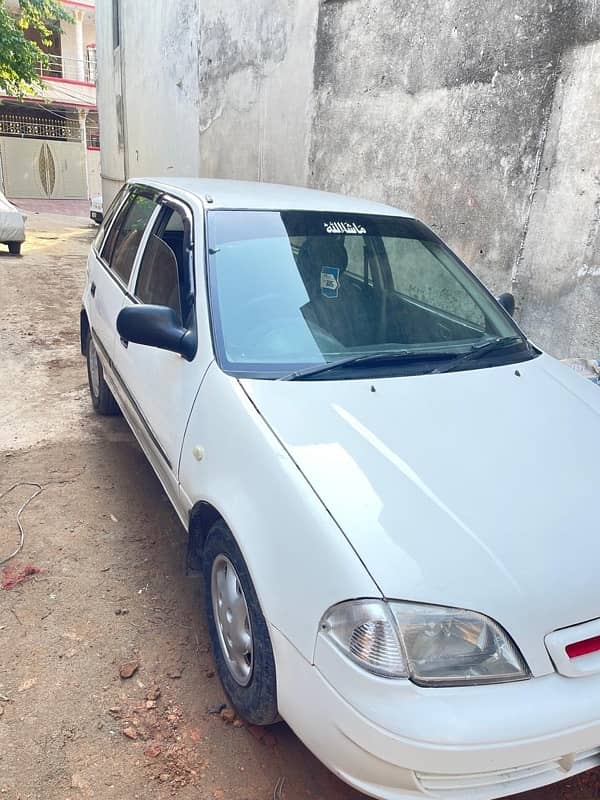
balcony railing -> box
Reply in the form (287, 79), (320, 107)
(0, 113), (101, 148)
(0, 113), (82, 141)
(38, 53), (96, 85)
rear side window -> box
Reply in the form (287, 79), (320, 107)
(135, 207), (186, 324)
(101, 193), (158, 285)
(93, 186), (127, 252)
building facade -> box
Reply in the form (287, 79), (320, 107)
(0, 0), (100, 200)
(96, 0), (600, 359)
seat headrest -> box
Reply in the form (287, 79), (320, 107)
(301, 235), (348, 271)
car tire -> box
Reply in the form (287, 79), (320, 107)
(8, 242), (21, 255)
(86, 331), (119, 415)
(203, 519), (278, 726)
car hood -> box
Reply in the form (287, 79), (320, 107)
(241, 354), (600, 675)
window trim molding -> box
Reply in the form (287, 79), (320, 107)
(128, 203), (164, 298)
(131, 194), (196, 314)
(93, 185), (129, 258)
(98, 187), (162, 289)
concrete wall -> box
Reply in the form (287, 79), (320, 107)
(516, 39), (600, 357)
(97, 0), (202, 207)
(96, 0), (128, 203)
(97, 0), (600, 357)
(59, 17), (79, 63)
(197, 0), (316, 186)
(120, 0), (201, 179)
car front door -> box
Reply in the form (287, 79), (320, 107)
(87, 187), (160, 374)
(112, 195), (211, 514)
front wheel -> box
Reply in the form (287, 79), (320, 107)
(86, 332), (119, 415)
(8, 242), (21, 255)
(203, 520), (278, 725)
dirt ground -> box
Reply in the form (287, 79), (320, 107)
(0, 212), (598, 800)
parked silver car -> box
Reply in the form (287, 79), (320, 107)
(0, 192), (26, 255)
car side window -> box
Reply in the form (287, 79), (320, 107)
(101, 193), (158, 285)
(99, 193), (129, 264)
(134, 207), (186, 324)
(93, 186), (127, 252)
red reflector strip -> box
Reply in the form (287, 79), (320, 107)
(566, 635), (600, 659)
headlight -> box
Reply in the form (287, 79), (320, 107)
(322, 600), (406, 678)
(321, 600), (529, 686)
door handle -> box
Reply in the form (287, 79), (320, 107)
(90, 281), (96, 297)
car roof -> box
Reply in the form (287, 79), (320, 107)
(130, 177), (413, 218)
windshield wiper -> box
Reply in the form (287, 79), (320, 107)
(279, 337), (530, 381)
(430, 336), (528, 375)
(279, 350), (455, 381)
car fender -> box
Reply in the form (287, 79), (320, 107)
(179, 362), (381, 662)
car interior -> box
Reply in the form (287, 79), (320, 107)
(211, 225), (492, 368)
(134, 209), (186, 323)
(293, 233), (484, 350)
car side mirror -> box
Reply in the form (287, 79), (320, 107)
(117, 304), (197, 361)
(497, 292), (515, 317)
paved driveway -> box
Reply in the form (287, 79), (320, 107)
(9, 198), (90, 218)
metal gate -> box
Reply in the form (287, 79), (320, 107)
(0, 113), (87, 199)
(0, 137), (87, 199)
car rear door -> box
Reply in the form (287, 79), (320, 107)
(86, 187), (161, 373)
(111, 195), (210, 512)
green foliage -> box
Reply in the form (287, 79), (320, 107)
(0, 0), (73, 96)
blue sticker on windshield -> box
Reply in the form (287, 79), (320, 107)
(321, 266), (340, 298)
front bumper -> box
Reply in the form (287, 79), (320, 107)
(271, 627), (600, 799)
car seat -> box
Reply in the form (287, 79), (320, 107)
(296, 236), (375, 347)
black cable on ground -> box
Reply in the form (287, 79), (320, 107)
(0, 482), (43, 567)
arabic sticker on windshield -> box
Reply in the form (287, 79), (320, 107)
(323, 221), (366, 235)
(321, 266), (340, 298)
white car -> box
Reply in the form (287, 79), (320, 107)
(80, 179), (600, 800)
(0, 191), (26, 255)
(90, 194), (103, 224)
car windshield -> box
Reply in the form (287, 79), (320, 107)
(207, 210), (531, 379)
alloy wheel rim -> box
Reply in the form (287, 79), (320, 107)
(211, 555), (253, 686)
(89, 339), (100, 398)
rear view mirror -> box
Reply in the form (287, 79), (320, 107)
(117, 304), (197, 360)
(497, 292), (515, 317)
